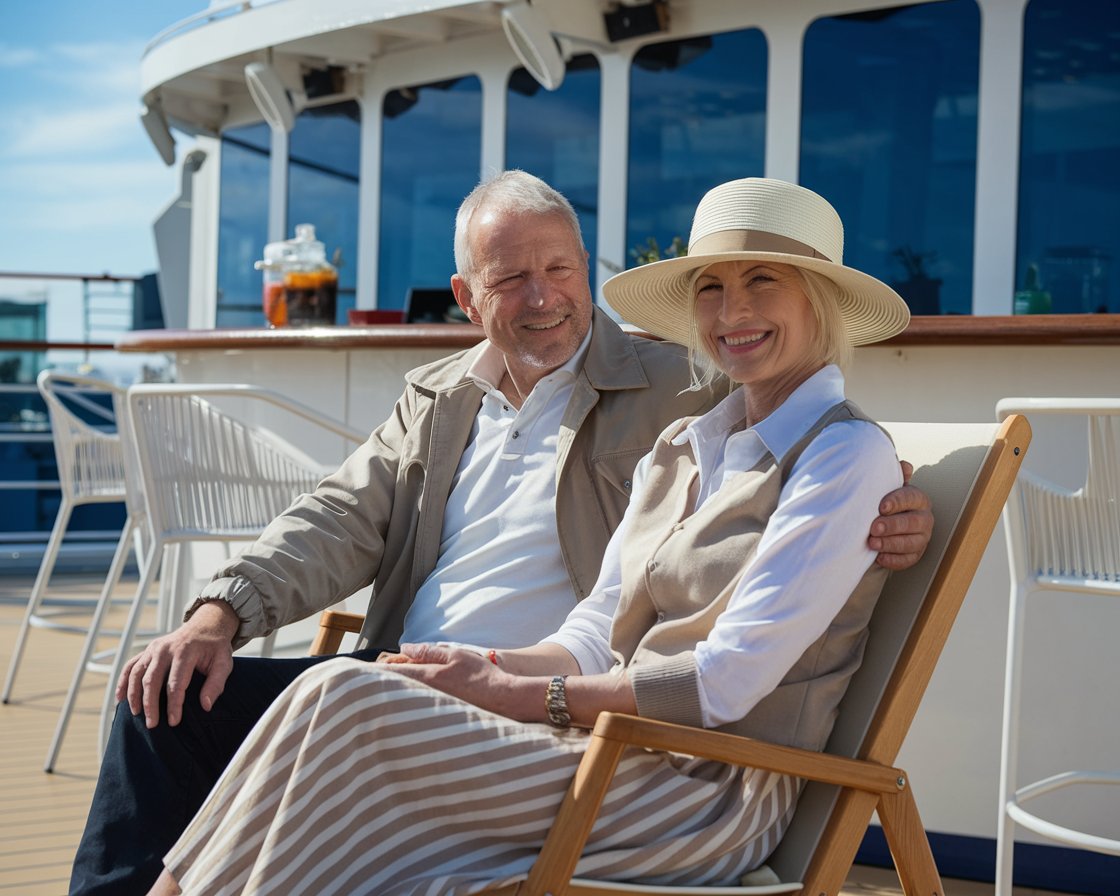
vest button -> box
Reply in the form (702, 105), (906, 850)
(623, 479), (632, 491)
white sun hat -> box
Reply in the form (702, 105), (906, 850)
(602, 178), (910, 347)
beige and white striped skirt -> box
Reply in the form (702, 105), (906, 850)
(165, 659), (797, 896)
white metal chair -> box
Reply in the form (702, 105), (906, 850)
(994, 398), (1120, 896)
(98, 383), (367, 753)
(2, 371), (142, 706)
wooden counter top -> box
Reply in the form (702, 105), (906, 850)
(114, 314), (1120, 352)
(115, 323), (486, 352)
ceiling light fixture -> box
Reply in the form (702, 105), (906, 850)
(501, 1), (565, 91)
(244, 61), (295, 132)
(140, 98), (176, 166)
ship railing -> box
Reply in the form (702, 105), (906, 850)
(144, 1), (261, 57)
(0, 357), (129, 575)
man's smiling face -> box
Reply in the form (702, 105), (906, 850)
(452, 208), (593, 391)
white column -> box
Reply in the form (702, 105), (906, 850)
(188, 134), (222, 329)
(972, 0), (1029, 315)
(762, 17), (806, 184)
(480, 68), (510, 179)
(595, 50), (633, 306)
(355, 84), (383, 309)
(267, 125), (289, 244)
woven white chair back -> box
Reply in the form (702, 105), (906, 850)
(37, 370), (127, 504)
(128, 390), (331, 539)
(997, 398), (1120, 595)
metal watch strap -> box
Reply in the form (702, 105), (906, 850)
(545, 675), (571, 728)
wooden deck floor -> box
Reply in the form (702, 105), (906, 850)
(0, 572), (1065, 896)
(0, 574), (121, 895)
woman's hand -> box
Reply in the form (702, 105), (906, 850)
(384, 643), (637, 728)
(383, 643), (529, 720)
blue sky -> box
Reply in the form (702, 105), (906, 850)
(0, 2), (201, 340)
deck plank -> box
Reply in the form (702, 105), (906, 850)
(0, 575), (130, 895)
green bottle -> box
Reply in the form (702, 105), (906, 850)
(1013, 264), (1051, 315)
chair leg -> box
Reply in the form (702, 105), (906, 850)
(44, 517), (138, 772)
(99, 539), (164, 756)
(876, 782), (943, 896)
(800, 788), (881, 896)
(2, 498), (73, 703)
(156, 543), (182, 634)
(519, 732), (627, 896)
(995, 584), (1029, 896)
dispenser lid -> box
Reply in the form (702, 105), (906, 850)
(291, 223), (327, 261)
(255, 239), (294, 271)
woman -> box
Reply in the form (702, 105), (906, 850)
(149, 177), (911, 895)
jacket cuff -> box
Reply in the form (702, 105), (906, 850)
(629, 652), (704, 728)
(186, 576), (268, 649)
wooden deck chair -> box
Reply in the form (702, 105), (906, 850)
(311, 415), (1030, 895)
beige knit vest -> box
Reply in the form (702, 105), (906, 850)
(610, 400), (890, 751)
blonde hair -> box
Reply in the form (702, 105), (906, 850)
(684, 266), (852, 391)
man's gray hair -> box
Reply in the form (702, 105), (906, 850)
(454, 170), (584, 283)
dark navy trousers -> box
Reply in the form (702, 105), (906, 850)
(68, 647), (384, 896)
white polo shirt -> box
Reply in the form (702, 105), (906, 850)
(400, 328), (593, 649)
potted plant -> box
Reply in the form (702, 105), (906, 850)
(631, 235), (687, 266)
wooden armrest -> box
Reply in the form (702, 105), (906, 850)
(593, 713), (903, 794)
(309, 610), (365, 656)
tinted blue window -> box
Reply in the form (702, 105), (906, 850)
(1018, 0), (1120, 313)
(627, 31), (767, 269)
(506, 55), (601, 272)
(216, 123), (270, 327)
(379, 77), (482, 312)
(801, 2), (979, 315)
(288, 101), (361, 324)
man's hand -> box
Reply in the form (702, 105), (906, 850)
(870, 460), (934, 571)
(116, 600), (240, 729)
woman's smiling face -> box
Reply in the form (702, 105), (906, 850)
(693, 260), (825, 420)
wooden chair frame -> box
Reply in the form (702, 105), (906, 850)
(311, 414), (1031, 895)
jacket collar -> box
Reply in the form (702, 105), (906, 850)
(581, 307), (650, 392)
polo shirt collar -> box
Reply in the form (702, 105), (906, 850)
(674, 365), (846, 465)
(465, 320), (592, 394)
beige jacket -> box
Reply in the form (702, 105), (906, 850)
(198, 308), (722, 650)
(612, 401), (890, 751)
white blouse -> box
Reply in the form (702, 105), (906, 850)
(541, 365), (902, 728)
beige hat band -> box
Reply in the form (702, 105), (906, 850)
(688, 229), (835, 264)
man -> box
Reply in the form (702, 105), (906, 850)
(70, 171), (931, 895)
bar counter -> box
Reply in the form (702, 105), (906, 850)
(111, 311), (1120, 440)
(115, 313), (1120, 353)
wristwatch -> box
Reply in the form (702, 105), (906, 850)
(545, 675), (571, 728)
